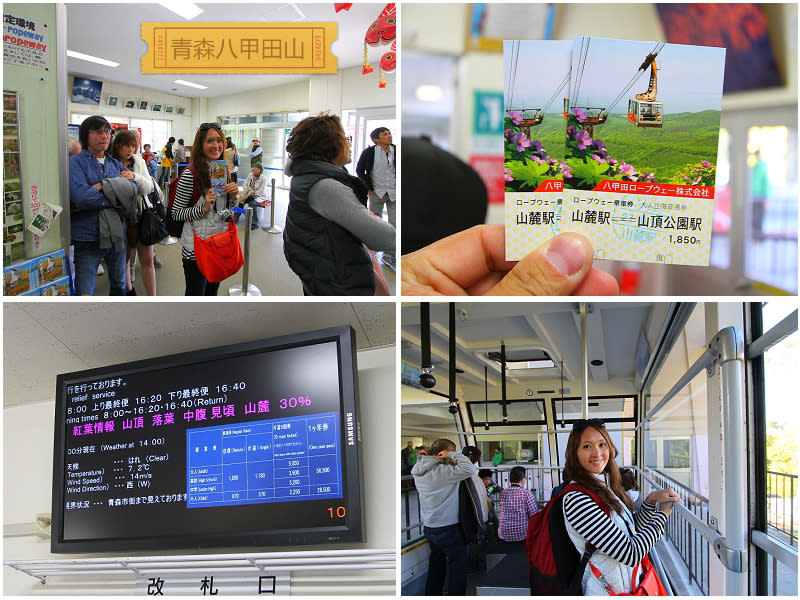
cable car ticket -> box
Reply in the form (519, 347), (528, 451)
(504, 37), (726, 266)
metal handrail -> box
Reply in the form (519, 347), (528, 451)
(5, 549), (395, 584)
(751, 530), (798, 568)
(636, 468), (725, 549)
(635, 346), (715, 432)
(400, 425), (634, 436)
(747, 309), (797, 358)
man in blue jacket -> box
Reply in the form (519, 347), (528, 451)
(69, 116), (136, 295)
(356, 127), (395, 268)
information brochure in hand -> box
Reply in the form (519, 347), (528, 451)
(504, 37), (726, 266)
(209, 159), (227, 211)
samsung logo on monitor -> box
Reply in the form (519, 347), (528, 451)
(346, 412), (355, 446)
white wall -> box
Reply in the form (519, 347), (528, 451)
(205, 66), (396, 122)
(69, 65), (397, 149)
(3, 345), (395, 595)
(68, 76), (195, 145)
(5, 4), (65, 257)
(306, 65), (397, 115)
(207, 79), (310, 119)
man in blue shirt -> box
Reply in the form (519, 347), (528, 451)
(69, 116), (135, 295)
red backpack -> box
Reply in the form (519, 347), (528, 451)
(526, 483), (609, 595)
(166, 166), (201, 238)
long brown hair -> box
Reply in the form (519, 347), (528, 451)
(189, 123), (225, 192)
(564, 420), (634, 514)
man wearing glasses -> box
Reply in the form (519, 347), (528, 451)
(69, 115), (136, 295)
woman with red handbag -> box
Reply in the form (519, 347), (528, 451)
(171, 123), (240, 295)
(561, 419), (681, 595)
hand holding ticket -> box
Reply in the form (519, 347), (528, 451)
(504, 37), (726, 266)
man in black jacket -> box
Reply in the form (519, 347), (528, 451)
(356, 127), (395, 268)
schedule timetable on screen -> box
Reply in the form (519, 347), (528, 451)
(186, 412), (341, 507)
(52, 328), (363, 552)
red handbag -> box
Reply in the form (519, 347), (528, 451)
(589, 555), (668, 596)
(193, 220), (244, 283)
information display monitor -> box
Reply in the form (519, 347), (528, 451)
(51, 326), (363, 553)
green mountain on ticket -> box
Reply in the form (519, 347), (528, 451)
(530, 110), (721, 183)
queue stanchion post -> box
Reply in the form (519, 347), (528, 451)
(229, 205), (262, 296)
(265, 177), (282, 234)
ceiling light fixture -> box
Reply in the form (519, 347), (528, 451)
(159, 1), (204, 21)
(416, 84), (443, 102)
(66, 51), (119, 68)
(173, 79), (208, 90)
(487, 350), (555, 370)
(291, 3), (306, 21)
(505, 359), (556, 370)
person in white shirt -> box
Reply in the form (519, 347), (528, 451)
(356, 127), (395, 268)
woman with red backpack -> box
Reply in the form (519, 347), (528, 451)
(561, 419), (681, 595)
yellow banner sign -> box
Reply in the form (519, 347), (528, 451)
(141, 22), (337, 74)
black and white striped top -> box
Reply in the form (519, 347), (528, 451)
(171, 168), (209, 261)
(563, 491), (667, 567)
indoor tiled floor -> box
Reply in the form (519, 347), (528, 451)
(94, 187), (396, 297)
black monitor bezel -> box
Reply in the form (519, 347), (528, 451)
(51, 325), (363, 553)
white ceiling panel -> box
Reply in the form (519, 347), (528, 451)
(401, 302), (662, 396)
(3, 302), (394, 407)
(65, 3), (392, 97)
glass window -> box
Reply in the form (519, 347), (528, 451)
(236, 128), (258, 151)
(663, 438), (691, 469)
(744, 125), (798, 292)
(260, 128), (283, 156)
(130, 119), (172, 153)
(287, 111), (309, 122)
(401, 51), (457, 150)
(342, 108), (397, 168)
(760, 304), (798, 547)
(552, 396), (636, 421)
(70, 113), (92, 124)
(467, 399), (545, 425)
(477, 436), (544, 466)
(552, 396), (637, 469)
(710, 128), (731, 269)
(400, 391), (465, 453)
(239, 116), (258, 124)
(642, 304), (708, 495)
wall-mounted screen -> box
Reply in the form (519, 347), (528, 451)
(51, 326), (363, 553)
